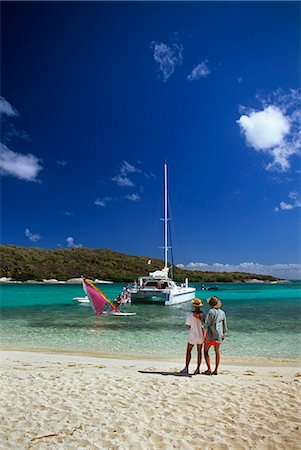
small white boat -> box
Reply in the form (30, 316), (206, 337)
(72, 296), (90, 305)
(129, 164), (196, 306)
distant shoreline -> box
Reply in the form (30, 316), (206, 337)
(0, 277), (114, 285)
(0, 278), (291, 285)
(0, 245), (284, 283)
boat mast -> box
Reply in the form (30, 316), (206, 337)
(164, 163), (168, 270)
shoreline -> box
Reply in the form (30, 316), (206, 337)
(0, 280), (291, 285)
(0, 277), (293, 285)
(1, 349), (300, 449)
(2, 348), (301, 366)
(0, 278), (114, 285)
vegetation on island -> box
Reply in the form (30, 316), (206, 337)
(0, 245), (280, 283)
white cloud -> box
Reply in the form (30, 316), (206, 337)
(151, 41), (183, 82)
(274, 191), (301, 212)
(111, 161), (141, 187)
(111, 175), (134, 186)
(0, 96), (18, 117)
(187, 61), (210, 81)
(0, 143), (43, 182)
(120, 160), (140, 176)
(95, 199), (106, 207)
(111, 160), (154, 188)
(144, 172), (156, 180)
(237, 89), (301, 171)
(238, 106), (290, 150)
(66, 237), (82, 248)
(25, 228), (41, 242)
(63, 211), (74, 216)
(0, 98), (42, 182)
(125, 193), (141, 201)
(275, 202), (293, 211)
(56, 160), (67, 167)
(95, 197), (114, 207)
(176, 261), (301, 280)
(4, 124), (29, 142)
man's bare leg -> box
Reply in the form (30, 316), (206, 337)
(212, 344), (221, 375)
(203, 343), (212, 374)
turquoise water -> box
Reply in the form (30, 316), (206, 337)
(0, 282), (300, 359)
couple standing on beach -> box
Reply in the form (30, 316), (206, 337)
(181, 296), (227, 376)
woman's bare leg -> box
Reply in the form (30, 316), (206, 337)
(181, 343), (194, 373)
(194, 344), (202, 374)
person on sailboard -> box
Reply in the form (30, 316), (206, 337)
(180, 298), (205, 375)
(113, 294), (123, 311)
(122, 284), (130, 303)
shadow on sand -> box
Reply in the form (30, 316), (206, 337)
(138, 370), (192, 378)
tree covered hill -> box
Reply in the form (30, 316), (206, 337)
(0, 245), (279, 283)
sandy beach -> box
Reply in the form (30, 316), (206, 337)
(0, 351), (300, 449)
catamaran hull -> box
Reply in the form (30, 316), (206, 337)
(129, 288), (195, 306)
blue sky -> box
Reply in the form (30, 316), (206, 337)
(1, 1), (300, 279)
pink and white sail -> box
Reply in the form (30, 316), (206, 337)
(82, 278), (118, 315)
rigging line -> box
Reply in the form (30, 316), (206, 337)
(168, 194), (187, 267)
(152, 173), (164, 261)
(167, 191), (175, 279)
(167, 194), (177, 260)
(168, 216), (174, 279)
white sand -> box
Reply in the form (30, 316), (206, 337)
(1, 350), (300, 449)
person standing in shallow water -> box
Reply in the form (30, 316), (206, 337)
(203, 296), (228, 376)
(180, 298), (205, 375)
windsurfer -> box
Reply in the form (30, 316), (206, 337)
(113, 294), (123, 311)
(122, 284), (130, 303)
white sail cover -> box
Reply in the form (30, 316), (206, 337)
(149, 267), (170, 278)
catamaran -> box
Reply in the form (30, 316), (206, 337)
(128, 164), (196, 306)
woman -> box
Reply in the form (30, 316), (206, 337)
(180, 298), (205, 375)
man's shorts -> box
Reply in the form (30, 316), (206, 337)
(205, 339), (221, 347)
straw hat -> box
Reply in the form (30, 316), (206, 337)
(207, 296), (222, 309)
(192, 298), (204, 307)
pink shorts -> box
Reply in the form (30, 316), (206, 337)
(205, 340), (221, 347)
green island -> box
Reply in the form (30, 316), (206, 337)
(0, 245), (280, 283)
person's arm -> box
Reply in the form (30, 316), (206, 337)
(204, 309), (214, 328)
(185, 313), (192, 329)
(222, 313), (228, 334)
(200, 312), (206, 325)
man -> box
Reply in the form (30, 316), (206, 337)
(203, 296), (228, 375)
(180, 298), (205, 375)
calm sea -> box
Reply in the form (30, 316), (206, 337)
(0, 282), (300, 360)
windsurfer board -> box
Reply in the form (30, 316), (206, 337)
(100, 311), (136, 316)
(111, 312), (136, 316)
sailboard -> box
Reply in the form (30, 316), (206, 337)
(82, 278), (136, 316)
(110, 312), (136, 316)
